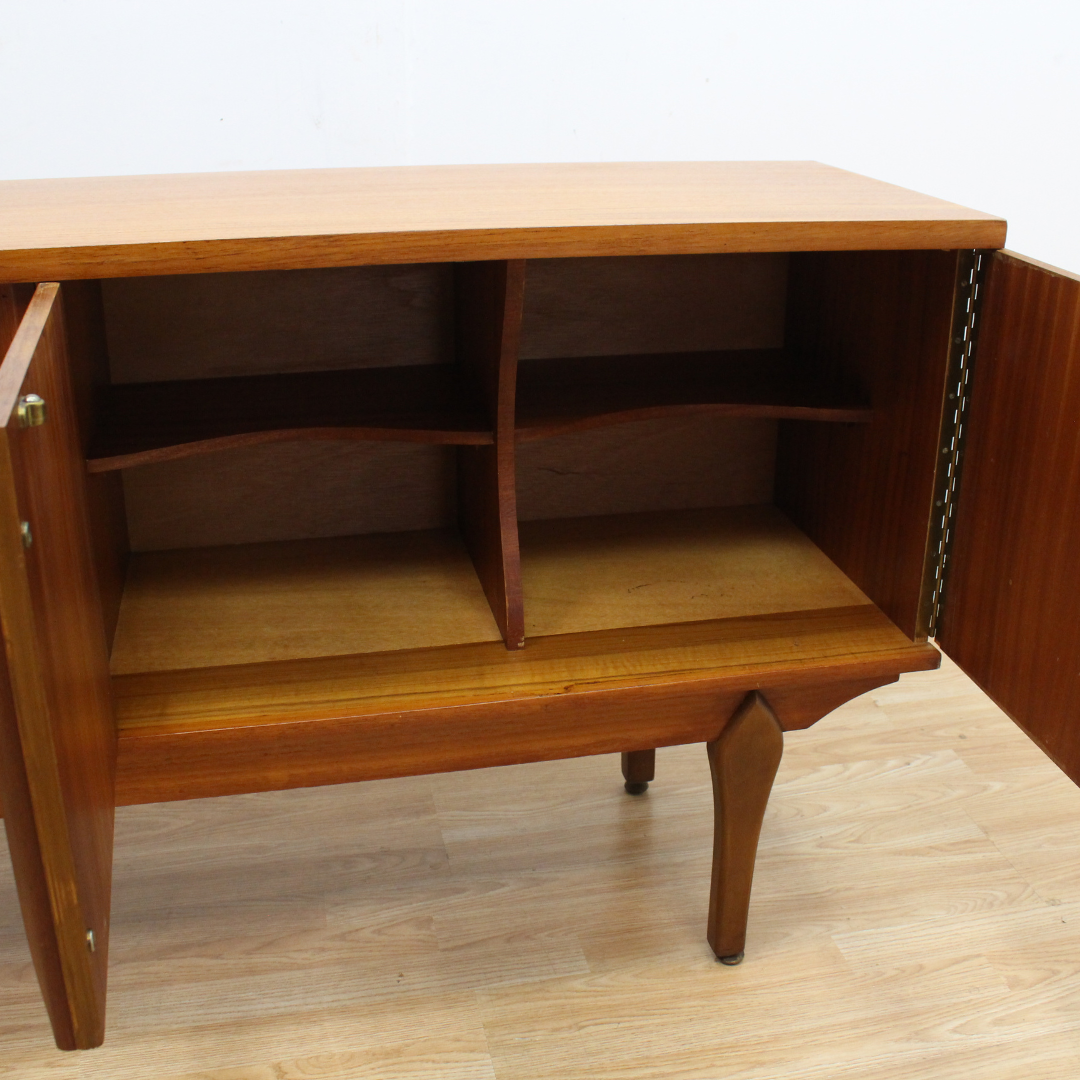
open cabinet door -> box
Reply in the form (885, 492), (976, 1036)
(0, 284), (116, 1049)
(937, 251), (1080, 783)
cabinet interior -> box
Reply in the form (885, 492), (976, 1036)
(63, 250), (957, 689)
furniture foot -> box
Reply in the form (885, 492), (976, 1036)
(718, 951), (744, 966)
(621, 749), (655, 794)
(706, 691), (784, 963)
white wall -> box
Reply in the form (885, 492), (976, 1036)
(1, 0), (1077, 270)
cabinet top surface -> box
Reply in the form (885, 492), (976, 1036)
(0, 161), (1005, 280)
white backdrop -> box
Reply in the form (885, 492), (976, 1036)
(0, 1), (1077, 270)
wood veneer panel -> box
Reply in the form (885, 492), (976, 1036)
(456, 261), (525, 649)
(0, 163), (1004, 280)
(112, 605), (938, 804)
(122, 441), (457, 551)
(0, 285), (116, 1049)
(520, 506), (871, 639)
(938, 252), (1080, 783)
(101, 264), (455, 382)
(776, 250), (959, 639)
(519, 253), (787, 359)
(516, 415), (775, 522)
(0, 603), (75, 1046)
(88, 364), (493, 472)
(109, 530), (503, 675)
(516, 350), (871, 440)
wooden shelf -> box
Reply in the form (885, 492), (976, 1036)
(111, 504), (869, 677)
(87, 364), (493, 472)
(520, 505), (872, 637)
(515, 349), (872, 440)
(109, 529), (504, 675)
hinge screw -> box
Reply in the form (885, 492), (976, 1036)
(20, 521), (32, 548)
(86, 929), (96, 952)
(16, 394), (47, 428)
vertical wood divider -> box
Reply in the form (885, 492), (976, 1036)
(455, 260), (526, 649)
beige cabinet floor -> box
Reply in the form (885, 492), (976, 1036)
(2, 652), (1079, 1078)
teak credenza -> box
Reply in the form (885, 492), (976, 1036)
(2, 162), (1079, 1050)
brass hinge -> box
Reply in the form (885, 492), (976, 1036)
(17, 393), (47, 428)
(927, 250), (986, 637)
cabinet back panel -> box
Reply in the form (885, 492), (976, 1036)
(101, 264), (455, 383)
(516, 415), (775, 522)
(123, 442), (456, 551)
(520, 254), (787, 359)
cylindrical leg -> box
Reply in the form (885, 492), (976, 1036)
(706, 692), (783, 964)
(621, 749), (655, 794)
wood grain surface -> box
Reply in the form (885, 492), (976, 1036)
(121, 440), (458, 551)
(101, 264), (455, 382)
(112, 604), (930, 736)
(937, 251), (1080, 783)
(776, 250), (959, 640)
(0, 285), (116, 1048)
(516, 415), (776, 523)
(0, 162), (1005, 280)
(520, 506), (872, 639)
(109, 530), (503, 675)
(519, 253), (787, 359)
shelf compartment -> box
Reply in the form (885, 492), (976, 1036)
(520, 504), (872, 638)
(515, 349), (872, 441)
(112, 604), (939, 804)
(87, 364), (493, 472)
(109, 529), (504, 675)
(109, 503), (939, 805)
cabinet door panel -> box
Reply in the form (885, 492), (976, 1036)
(0, 283), (116, 1049)
(938, 251), (1080, 782)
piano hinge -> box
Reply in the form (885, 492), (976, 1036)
(926, 249), (987, 638)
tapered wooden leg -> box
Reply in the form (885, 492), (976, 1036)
(706, 691), (783, 965)
(621, 749), (655, 794)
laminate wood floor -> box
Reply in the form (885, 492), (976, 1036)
(3, 652), (1079, 1078)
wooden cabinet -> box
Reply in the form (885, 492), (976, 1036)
(1, 162), (1077, 1049)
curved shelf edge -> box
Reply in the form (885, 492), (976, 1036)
(514, 349), (873, 443)
(86, 362), (496, 473)
(516, 401), (873, 442)
(86, 425), (494, 473)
